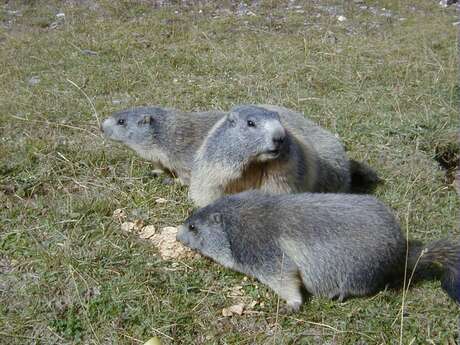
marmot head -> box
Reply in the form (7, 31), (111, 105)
(101, 107), (168, 144)
(177, 205), (234, 268)
(101, 107), (170, 159)
(227, 105), (287, 163)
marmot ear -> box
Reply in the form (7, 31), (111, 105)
(227, 112), (237, 127)
(210, 212), (223, 225)
(139, 116), (153, 126)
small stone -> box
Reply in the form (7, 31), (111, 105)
(222, 308), (233, 317)
(49, 21), (60, 29)
(222, 303), (245, 316)
(133, 219), (144, 230)
(28, 76), (41, 86)
(111, 93), (131, 105)
(82, 49), (98, 56)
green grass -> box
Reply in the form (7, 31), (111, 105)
(0, 0), (459, 344)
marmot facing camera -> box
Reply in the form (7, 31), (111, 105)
(189, 105), (351, 206)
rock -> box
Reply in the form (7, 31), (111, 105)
(28, 76), (41, 86)
(222, 303), (245, 317)
(82, 49), (98, 56)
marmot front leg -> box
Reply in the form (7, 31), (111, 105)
(259, 270), (304, 312)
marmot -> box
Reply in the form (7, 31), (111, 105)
(177, 191), (460, 311)
(100, 106), (225, 184)
(189, 105), (352, 206)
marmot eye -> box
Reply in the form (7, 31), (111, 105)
(188, 224), (196, 232)
(247, 120), (255, 127)
(117, 119), (126, 125)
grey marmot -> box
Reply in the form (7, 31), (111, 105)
(189, 104), (359, 206)
(177, 191), (460, 311)
(100, 106), (225, 184)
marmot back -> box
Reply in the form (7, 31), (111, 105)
(177, 191), (460, 311)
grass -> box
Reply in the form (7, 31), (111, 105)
(0, 0), (459, 344)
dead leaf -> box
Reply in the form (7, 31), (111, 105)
(228, 285), (244, 297)
(143, 337), (162, 345)
(133, 219), (144, 230)
(139, 225), (156, 239)
(112, 208), (127, 222)
(121, 221), (136, 233)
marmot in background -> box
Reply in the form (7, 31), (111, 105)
(189, 105), (352, 206)
(177, 191), (460, 311)
(100, 106), (225, 184)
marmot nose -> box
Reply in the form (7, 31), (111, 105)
(273, 137), (284, 149)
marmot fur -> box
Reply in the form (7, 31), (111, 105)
(101, 106), (225, 184)
(177, 191), (460, 311)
